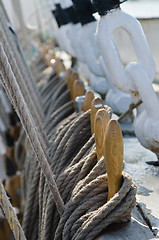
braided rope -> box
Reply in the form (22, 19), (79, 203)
(0, 42), (64, 215)
(0, 181), (26, 240)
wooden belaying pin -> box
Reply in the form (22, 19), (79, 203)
(94, 109), (110, 161)
(42, 46), (49, 63)
(67, 71), (79, 100)
(48, 51), (56, 67)
(65, 69), (72, 84)
(70, 71), (78, 84)
(104, 120), (123, 201)
(90, 98), (104, 135)
(54, 58), (66, 75)
(83, 90), (95, 112)
(73, 80), (84, 102)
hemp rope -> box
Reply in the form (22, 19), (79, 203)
(0, 181), (26, 240)
(43, 82), (69, 116)
(39, 74), (58, 98)
(41, 142), (136, 240)
(42, 149), (96, 240)
(17, 84), (136, 240)
(0, 20), (47, 146)
(0, 43), (137, 240)
(0, 43), (64, 215)
(46, 101), (74, 138)
(23, 112), (91, 239)
(55, 171), (136, 240)
(50, 90), (71, 115)
(22, 100), (78, 238)
(22, 93), (136, 240)
(39, 110), (135, 240)
(0, 4), (137, 240)
(41, 77), (60, 105)
(14, 69), (62, 173)
(0, 15), (137, 240)
(22, 103), (76, 204)
(38, 103), (136, 240)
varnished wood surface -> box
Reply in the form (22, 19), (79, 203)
(83, 90), (95, 112)
(91, 98), (104, 134)
(104, 120), (123, 201)
(94, 109), (110, 161)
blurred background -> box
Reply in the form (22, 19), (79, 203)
(2, 0), (159, 82)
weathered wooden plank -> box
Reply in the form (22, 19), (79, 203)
(97, 206), (156, 240)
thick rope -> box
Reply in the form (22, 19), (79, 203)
(0, 19), (48, 146)
(21, 90), (77, 238)
(0, 43), (137, 240)
(0, 42), (64, 215)
(0, 181), (26, 240)
(0, 17), (137, 240)
(55, 172), (136, 240)
(22, 111), (91, 239)
(41, 117), (93, 239)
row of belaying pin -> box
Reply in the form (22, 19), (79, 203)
(24, 47), (130, 239)
(0, 43), (63, 239)
(43, 0), (159, 164)
(0, 85), (22, 239)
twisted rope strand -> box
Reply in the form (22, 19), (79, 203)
(0, 181), (26, 240)
(0, 43), (64, 215)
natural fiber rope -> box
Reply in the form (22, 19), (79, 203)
(22, 111), (91, 239)
(44, 82), (69, 116)
(0, 19), (48, 146)
(0, 43), (137, 240)
(21, 107), (91, 239)
(55, 171), (136, 240)
(41, 77), (60, 106)
(42, 149), (96, 240)
(21, 96), (77, 239)
(40, 74), (58, 98)
(14, 75), (69, 173)
(0, 42), (64, 215)
(46, 101), (74, 138)
(0, 181), (26, 240)
(0, 15), (137, 240)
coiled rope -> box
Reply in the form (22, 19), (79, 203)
(0, 14), (47, 145)
(0, 6), (137, 239)
(0, 42), (65, 215)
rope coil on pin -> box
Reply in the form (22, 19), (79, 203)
(37, 96), (136, 240)
(0, 42), (65, 216)
(0, 13), (137, 237)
